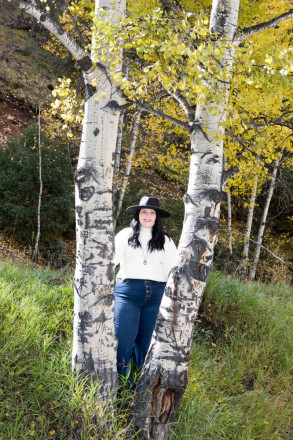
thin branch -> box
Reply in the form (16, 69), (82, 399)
(137, 100), (190, 132)
(66, 7), (87, 49)
(249, 239), (293, 271)
(172, 90), (195, 124)
(6, 0), (96, 73)
(114, 110), (142, 226)
(244, 111), (293, 130)
(236, 9), (293, 42)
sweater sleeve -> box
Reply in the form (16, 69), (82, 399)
(162, 236), (177, 278)
(114, 228), (129, 266)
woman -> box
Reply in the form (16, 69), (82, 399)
(114, 196), (177, 379)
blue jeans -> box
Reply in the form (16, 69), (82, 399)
(114, 278), (166, 379)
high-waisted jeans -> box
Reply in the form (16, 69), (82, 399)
(114, 278), (166, 378)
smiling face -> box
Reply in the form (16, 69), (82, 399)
(139, 208), (156, 228)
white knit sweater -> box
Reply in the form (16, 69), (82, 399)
(114, 227), (177, 282)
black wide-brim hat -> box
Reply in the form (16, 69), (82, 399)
(126, 196), (170, 218)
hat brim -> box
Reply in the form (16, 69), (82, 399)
(126, 205), (170, 218)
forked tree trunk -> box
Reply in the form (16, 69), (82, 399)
(133, 1), (240, 438)
(250, 148), (284, 280)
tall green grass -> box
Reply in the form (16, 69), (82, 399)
(0, 262), (130, 439)
(174, 273), (293, 440)
(0, 262), (292, 439)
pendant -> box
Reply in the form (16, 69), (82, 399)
(143, 260), (147, 265)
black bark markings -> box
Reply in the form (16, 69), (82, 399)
(85, 83), (97, 100)
(184, 189), (222, 207)
(93, 310), (107, 325)
(193, 261), (212, 281)
(207, 154), (220, 164)
(183, 193), (198, 206)
(107, 262), (114, 282)
(194, 218), (219, 233)
(85, 212), (112, 229)
(92, 293), (113, 308)
(76, 205), (83, 226)
(93, 127), (100, 136)
(84, 263), (97, 276)
(75, 167), (99, 202)
(75, 166), (93, 185)
(80, 186), (95, 201)
(92, 240), (114, 260)
(190, 120), (211, 142)
(80, 350), (95, 374)
(90, 280), (97, 296)
(105, 100), (120, 110)
(181, 188), (222, 283)
(85, 252), (95, 261)
(77, 56), (93, 72)
(74, 277), (91, 299)
(78, 310), (93, 344)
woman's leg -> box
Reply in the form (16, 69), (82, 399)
(133, 280), (166, 369)
(114, 279), (144, 378)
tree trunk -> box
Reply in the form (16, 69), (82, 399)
(72, 0), (126, 400)
(250, 148), (284, 280)
(224, 157), (233, 255)
(6, 0), (125, 400)
(227, 188), (233, 255)
(133, 1), (240, 438)
(113, 112), (125, 206)
(238, 172), (259, 279)
(114, 111), (141, 227)
(32, 104), (42, 262)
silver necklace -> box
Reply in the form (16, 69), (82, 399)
(141, 245), (149, 265)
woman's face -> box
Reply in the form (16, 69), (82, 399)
(139, 208), (156, 228)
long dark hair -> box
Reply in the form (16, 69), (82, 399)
(128, 210), (168, 252)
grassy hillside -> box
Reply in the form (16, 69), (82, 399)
(0, 261), (292, 439)
(0, 5), (72, 108)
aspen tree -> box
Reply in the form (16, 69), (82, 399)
(6, 1), (293, 427)
(114, 110), (142, 225)
(250, 146), (286, 280)
(125, 1), (293, 437)
(5, 0), (126, 399)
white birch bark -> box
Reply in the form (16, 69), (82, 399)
(112, 112), (125, 205)
(7, 0), (126, 399)
(133, 1), (240, 438)
(238, 172), (259, 279)
(113, 68), (128, 206)
(32, 104), (42, 262)
(227, 188), (233, 255)
(114, 111), (141, 227)
(72, 0), (125, 399)
(224, 157), (233, 255)
(250, 148), (284, 280)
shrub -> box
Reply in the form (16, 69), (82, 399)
(0, 124), (75, 248)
